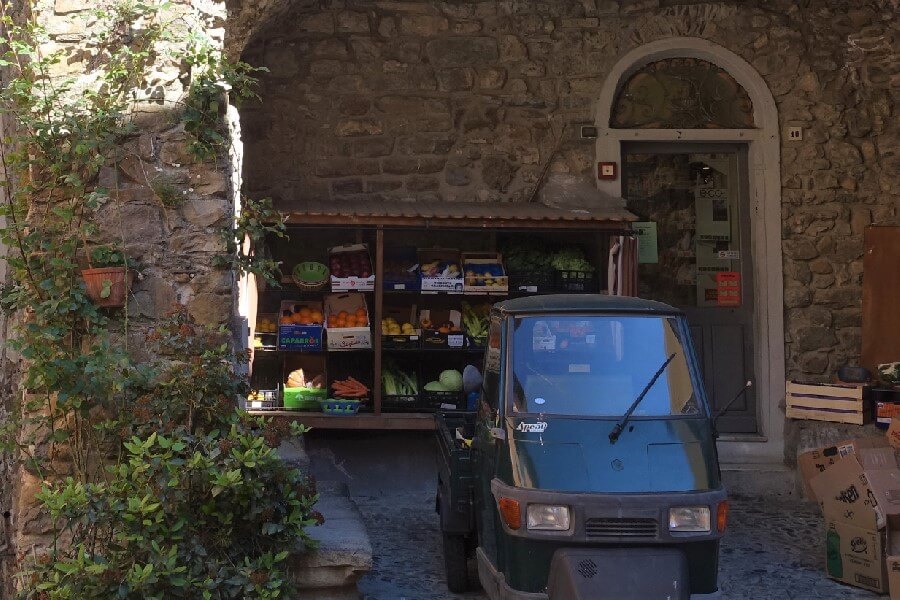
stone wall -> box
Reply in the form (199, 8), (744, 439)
(237, 0), (898, 462)
(0, 0), (239, 586)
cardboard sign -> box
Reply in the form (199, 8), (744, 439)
(716, 271), (741, 306)
(889, 417), (900, 449)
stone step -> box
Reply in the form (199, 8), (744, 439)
(285, 446), (373, 600)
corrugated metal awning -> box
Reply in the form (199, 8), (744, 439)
(282, 197), (637, 230)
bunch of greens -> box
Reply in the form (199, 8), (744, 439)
(382, 360), (418, 396)
(461, 302), (490, 342)
(550, 247), (594, 273)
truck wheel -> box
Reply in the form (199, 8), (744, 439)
(442, 533), (468, 592)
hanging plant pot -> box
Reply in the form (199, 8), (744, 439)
(81, 267), (134, 308)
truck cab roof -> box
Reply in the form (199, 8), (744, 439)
(494, 294), (682, 316)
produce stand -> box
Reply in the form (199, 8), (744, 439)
(245, 198), (636, 430)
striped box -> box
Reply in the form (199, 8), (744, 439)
(786, 381), (870, 425)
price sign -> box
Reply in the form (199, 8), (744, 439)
(715, 271), (741, 307)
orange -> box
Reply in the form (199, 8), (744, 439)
(327, 317), (337, 328)
(337, 310), (349, 320)
(280, 316), (292, 325)
(310, 310), (323, 324)
(346, 315), (358, 327)
(358, 317), (368, 327)
(298, 307), (312, 319)
(355, 308), (367, 318)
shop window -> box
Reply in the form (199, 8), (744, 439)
(611, 58), (754, 129)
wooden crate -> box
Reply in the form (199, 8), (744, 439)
(786, 381), (870, 425)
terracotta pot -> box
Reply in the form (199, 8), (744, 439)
(80, 267), (133, 308)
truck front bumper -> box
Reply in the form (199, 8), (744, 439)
(477, 547), (548, 600)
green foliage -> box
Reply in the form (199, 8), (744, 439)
(216, 196), (286, 287)
(179, 32), (266, 162)
(0, 2), (309, 598)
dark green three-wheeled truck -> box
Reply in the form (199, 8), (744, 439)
(436, 295), (731, 600)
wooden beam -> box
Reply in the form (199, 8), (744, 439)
(282, 214), (632, 231)
(248, 411), (436, 430)
(374, 227), (384, 416)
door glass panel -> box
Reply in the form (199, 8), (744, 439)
(623, 148), (756, 434)
(623, 152), (742, 307)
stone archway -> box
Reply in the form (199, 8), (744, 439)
(594, 37), (786, 470)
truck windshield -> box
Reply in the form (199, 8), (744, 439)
(510, 315), (700, 417)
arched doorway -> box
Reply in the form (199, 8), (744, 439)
(595, 38), (785, 466)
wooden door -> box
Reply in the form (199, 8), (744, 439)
(622, 143), (757, 433)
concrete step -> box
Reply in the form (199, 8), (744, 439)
(285, 443), (373, 600)
(721, 463), (800, 499)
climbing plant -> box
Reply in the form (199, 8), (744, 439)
(0, 1), (311, 598)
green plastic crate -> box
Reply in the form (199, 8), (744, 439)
(283, 387), (326, 410)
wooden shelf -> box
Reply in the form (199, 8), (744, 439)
(247, 411), (436, 430)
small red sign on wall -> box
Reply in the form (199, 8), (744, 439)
(716, 271), (741, 307)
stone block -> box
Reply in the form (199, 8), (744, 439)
(263, 44), (301, 78)
(331, 179), (364, 194)
(382, 156), (446, 174)
(334, 119), (385, 137)
(425, 37), (498, 66)
(437, 67), (475, 91)
(131, 276), (178, 319)
(405, 175), (439, 191)
(187, 292), (230, 326)
(338, 97), (371, 116)
(337, 11), (370, 33)
(351, 137), (394, 158)
(300, 13), (335, 33)
(478, 67), (507, 90)
(349, 36), (381, 61)
(400, 15), (448, 35)
(499, 35), (527, 62)
(313, 39), (350, 59)
(482, 156), (517, 191)
(181, 197), (228, 227)
(54, 0), (90, 14)
(316, 159), (381, 177)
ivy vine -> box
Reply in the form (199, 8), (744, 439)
(0, 1), (310, 597)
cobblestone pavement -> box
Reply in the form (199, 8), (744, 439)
(356, 493), (879, 600)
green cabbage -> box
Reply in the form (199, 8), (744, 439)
(424, 381), (449, 392)
(439, 369), (463, 392)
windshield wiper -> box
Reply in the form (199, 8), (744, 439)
(608, 352), (676, 444)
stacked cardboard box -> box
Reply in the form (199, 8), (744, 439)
(800, 431), (900, 596)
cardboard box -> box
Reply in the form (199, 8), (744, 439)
(887, 514), (900, 599)
(811, 456), (891, 593)
(277, 301), (324, 351)
(462, 252), (508, 294)
(329, 243), (375, 292)
(324, 293), (372, 350)
(419, 308), (466, 348)
(890, 418), (900, 449)
(786, 381), (870, 425)
(799, 437), (894, 500)
(419, 248), (463, 293)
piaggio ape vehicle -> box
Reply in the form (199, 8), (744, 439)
(436, 295), (735, 599)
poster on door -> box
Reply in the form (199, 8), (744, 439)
(716, 271), (741, 307)
(695, 188), (731, 242)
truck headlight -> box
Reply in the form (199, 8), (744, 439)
(668, 507), (711, 533)
(526, 504), (570, 531)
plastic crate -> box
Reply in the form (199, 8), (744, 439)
(247, 389), (280, 411)
(283, 387), (326, 410)
(553, 270), (598, 293)
(508, 270), (554, 294)
(319, 398), (362, 415)
(422, 390), (466, 411)
(382, 394), (420, 412)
